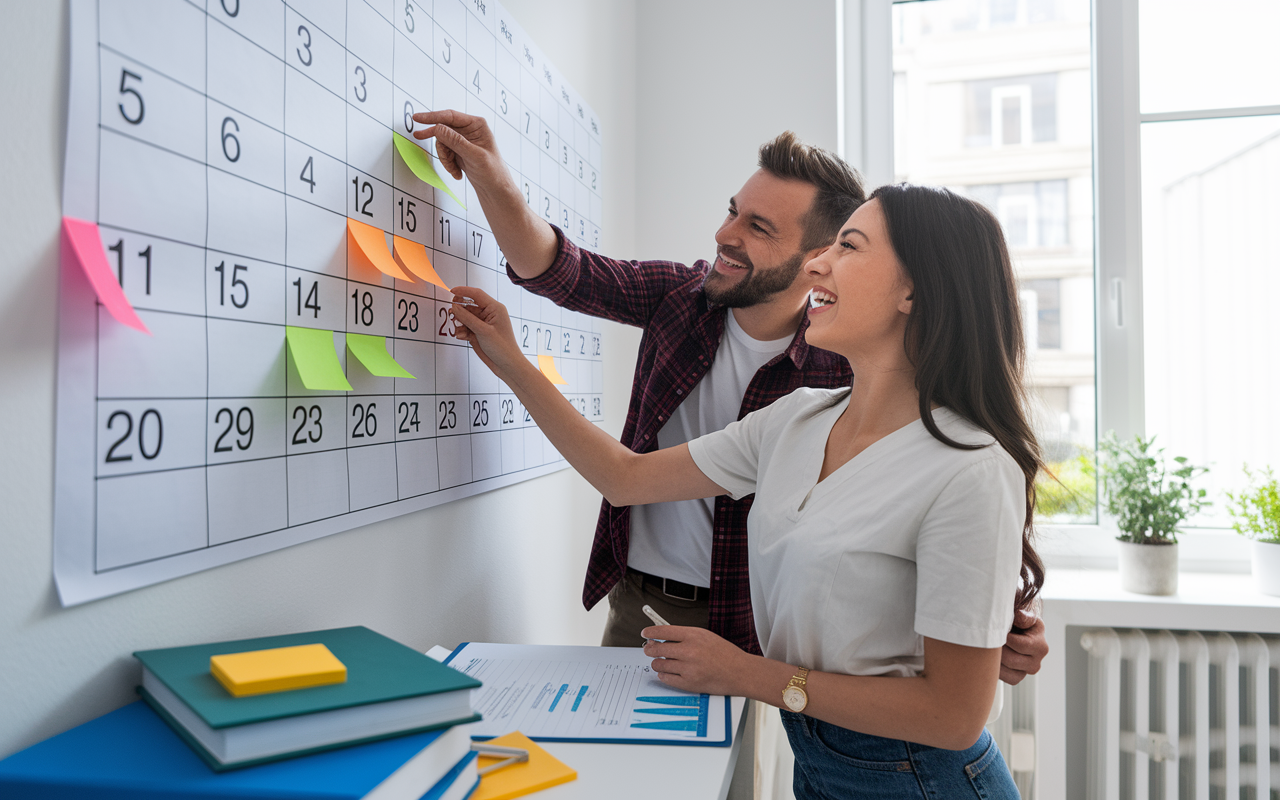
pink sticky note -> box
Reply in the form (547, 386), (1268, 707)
(62, 217), (150, 334)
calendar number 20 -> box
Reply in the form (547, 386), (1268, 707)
(104, 409), (163, 463)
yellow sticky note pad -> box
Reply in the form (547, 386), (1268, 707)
(210, 643), (347, 698)
(474, 731), (576, 800)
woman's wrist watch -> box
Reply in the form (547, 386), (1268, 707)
(782, 667), (810, 712)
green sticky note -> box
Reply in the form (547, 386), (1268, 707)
(347, 333), (416, 379)
(393, 132), (466, 208)
(285, 327), (353, 391)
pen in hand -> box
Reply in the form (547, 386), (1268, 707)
(642, 604), (670, 646)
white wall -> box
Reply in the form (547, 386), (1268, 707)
(0, 0), (838, 760)
(635, 0), (839, 264)
(0, 0), (636, 759)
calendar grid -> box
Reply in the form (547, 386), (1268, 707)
(57, 0), (605, 602)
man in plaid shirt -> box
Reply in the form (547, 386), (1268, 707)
(414, 110), (1048, 682)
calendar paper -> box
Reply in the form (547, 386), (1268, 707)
(56, 0), (605, 605)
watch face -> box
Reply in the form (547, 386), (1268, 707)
(782, 686), (807, 712)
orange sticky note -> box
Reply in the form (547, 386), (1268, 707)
(347, 218), (413, 282)
(537, 354), (568, 385)
(392, 235), (449, 290)
(62, 217), (149, 334)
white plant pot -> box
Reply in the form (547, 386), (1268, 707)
(1252, 540), (1280, 597)
(1117, 540), (1178, 596)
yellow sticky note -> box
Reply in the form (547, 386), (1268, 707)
(393, 235), (450, 290)
(537, 354), (568, 385)
(393, 132), (466, 208)
(348, 218), (414, 281)
(286, 327), (353, 391)
(210, 643), (347, 698)
(347, 333), (415, 379)
(474, 731), (576, 800)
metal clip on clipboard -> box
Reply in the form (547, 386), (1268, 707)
(470, 742), (530, 776)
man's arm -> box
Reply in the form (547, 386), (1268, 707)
(413, 109), (700, 329)
(1000, 607), (1048, 685)
(411, 109), (558, 279)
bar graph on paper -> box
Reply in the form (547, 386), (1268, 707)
(445, 643), (731, 746)
(54, 0), (605, 606)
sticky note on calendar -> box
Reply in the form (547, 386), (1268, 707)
(392, 236), (450, 291)
(537, 354), (568, 385)
(285, 327), (353, 391)
(393, 132), (466, 208)
(61, 217), (150, 334)
(347, 218), (414, 282)
(347, 334), (415, 379)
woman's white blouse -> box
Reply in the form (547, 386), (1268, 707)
(687, 388), (1024, 677)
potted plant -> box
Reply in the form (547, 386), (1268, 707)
(1098, 433), (1209, 595)
(1226, 466), (1280, 597)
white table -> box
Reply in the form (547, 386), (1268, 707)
(426, 646), (749, 800)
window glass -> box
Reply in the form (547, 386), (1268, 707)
(1141, 115), (1280, 526)
(894, 0), (1095, 522)
(1139, 0), (1280, 114)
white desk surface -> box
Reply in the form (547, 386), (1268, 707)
(426, 646), (748, 800)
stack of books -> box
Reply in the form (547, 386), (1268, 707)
(0, 626), (484, 800)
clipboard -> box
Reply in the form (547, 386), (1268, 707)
(444, 642), (733, 747)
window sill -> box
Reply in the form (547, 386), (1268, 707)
(1041, 568), (1280, 632)
(1036, 524), (1252, 573)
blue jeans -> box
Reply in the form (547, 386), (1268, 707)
(780, 710), (1019, 799)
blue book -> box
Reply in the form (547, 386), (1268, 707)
(0, 701), (477, 800)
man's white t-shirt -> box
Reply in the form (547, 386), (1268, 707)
(626, 312), (792, 588)
(687, 388), (1024, 676)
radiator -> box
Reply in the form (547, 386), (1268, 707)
(1080, 628), (1280, 799)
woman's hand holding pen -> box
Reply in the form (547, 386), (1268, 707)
(641, 626), (760, 698)
(448, 287), (528, 380)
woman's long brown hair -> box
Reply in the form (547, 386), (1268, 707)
(871, 184), (1045, 619)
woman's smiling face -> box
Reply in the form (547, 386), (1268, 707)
(802, 198), (915, 362)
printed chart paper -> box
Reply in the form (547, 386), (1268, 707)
(444, 643), (733, 746)
(56, 0), (606, 605)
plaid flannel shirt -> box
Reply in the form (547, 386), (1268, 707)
(509, 229), (852, 654)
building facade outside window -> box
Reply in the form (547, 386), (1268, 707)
(893, 0), (1095, 521)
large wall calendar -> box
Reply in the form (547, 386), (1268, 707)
(56, 0), (605, 605)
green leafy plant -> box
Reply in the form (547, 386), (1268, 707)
(1035, 450), (1097, 519)
(1226, 466), (1280, 544)
(1098, 433), (1209, 545)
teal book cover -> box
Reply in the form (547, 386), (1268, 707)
(134, 626), (481, 728)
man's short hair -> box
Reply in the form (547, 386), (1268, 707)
(757, 131), (866, 252)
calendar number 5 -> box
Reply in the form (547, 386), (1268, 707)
(118, 69), (144, 125)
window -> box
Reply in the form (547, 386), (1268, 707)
(967, 180), (1068, 249)
(1022, 278), (1061, 350)
(893, 0), (1094, 522)
(964, 74), (1057, 148)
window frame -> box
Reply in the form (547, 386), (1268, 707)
(845, 0), (1274, 570)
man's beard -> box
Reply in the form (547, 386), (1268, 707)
(702, 249), (806, 308)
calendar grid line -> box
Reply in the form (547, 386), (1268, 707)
(203, 0), (213, 550)
(341, 0), (352, 520)
(280, 0), (293, 532)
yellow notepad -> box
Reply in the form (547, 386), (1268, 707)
(473, 732), (576, 800)
(210, 643), (347, 698)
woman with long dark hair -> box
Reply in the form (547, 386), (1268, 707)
(449, 183), (1040, 798)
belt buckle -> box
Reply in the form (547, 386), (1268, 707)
(661, 577), (697, 601)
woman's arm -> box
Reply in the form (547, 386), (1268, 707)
(448, 287), (725, 507)
(642, 627), (1000, 751)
